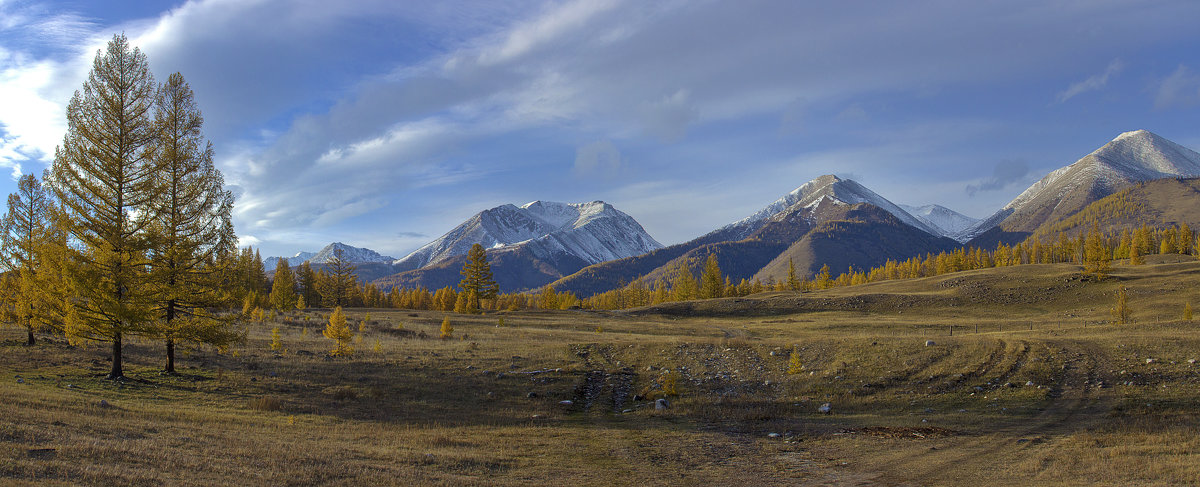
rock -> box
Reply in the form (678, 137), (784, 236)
(1189, 359), (1196, 365)
(65, 384), (74, 389)
(622, 409), (633, 413)
(767, 432), (781, 438)
(923, 408), (934, 413)
(559, 400), (574, 406)
(526, 392), (538, 398)
(974, 386), (984, 392)
(633, 394), (645, 401)
(15, 378), (23, 384)
(250, 377), (257, 382)
(958, 409), (967, 413)
(1003, 382), (1012, 388)
(925, 340), (936, 347)
(818, 403), (832, 414)
(1026, 381), (1035, 387)
(655, 398), (670, 410)
(1146, 358), (1155, 364)
(98, 400), (110, 408)
(495, 373), (505, 379)
(531, 414), (543, 419)
(268, 371), (277, 378)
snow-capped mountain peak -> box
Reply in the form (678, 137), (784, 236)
(265, 243), (395, 267)
(394, 200), (662, 269)
(899, 204), (980, 239)
(962, 129), (1200, 242)
(719, 174), (941, 240)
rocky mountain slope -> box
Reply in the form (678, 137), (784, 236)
(965, 130), (1200, 247)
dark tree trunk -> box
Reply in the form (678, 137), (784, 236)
(165, 338), (175, 373)
(26, 328), (35, 346)
(107, 332), (123, 380)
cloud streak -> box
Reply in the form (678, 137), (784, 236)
(1057, 59), (1123, 103)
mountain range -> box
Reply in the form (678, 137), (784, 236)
(268, 129), (1200, 297)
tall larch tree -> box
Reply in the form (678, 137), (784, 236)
(0, 174), (56, 345)
(699, 253), (724, 299)
(147, 72), (240, 373)
(458, 243), (498, 311)
(317, 248), (357, 307)
(1083, 223), (1111, 279)
(269, 258), (296, 311)
(48, 34), (159, 380)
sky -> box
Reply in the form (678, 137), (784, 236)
(2, 0), (1200, 259)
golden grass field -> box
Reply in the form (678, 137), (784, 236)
(3, 255), (1200, 485)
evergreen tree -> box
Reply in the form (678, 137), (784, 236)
(538, 285), (559, 310)
(296, 261), (317, 307)
(316, 248), (357, 307)
(786, 258), (800, 291)
(1112, 286), (1132, 324)
(700, 253), (724, 299)
(670, 261), (697, 301)
(0, 174), (57, 345)
(147, 72), (239, 372)
(269, 258), (296, 311)
(48, 35), (160, 379)
(458, 243), (498, 310)
(323, 306), (353, 356)
(1084, 223), (1111, 279)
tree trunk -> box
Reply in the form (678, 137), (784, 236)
(26, 328), (35, 346)
(165, 338), (175, 374)
(107, 332), (124, 380)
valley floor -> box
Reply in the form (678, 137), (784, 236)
(3, 258), (1200, 485)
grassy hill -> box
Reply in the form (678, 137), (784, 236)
(4, 257), (1200, 484)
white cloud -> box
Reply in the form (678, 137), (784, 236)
(574, 139), (623, 178)
(1056, 59), (1124, 103)
(1155, 65), (1200, 109)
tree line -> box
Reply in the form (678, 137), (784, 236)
(579, 222), (1199, 310)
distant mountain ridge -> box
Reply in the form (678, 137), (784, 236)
(265, 242), (395, 268)
(899, 204), (979, 241)
(376, 200), (663, 292)
(548, 174), (960, 297)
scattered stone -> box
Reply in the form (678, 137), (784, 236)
(921, 419), (928, 423)
(466, 365), (475, 370)
(1146, 358), (1155, 364)
(633, 394), (645, 401)
(495, 373), (505, 379)
(526, 392), (538, 398)
(622, 409), (633, 413)
(531, 414), (543, 419)
(925, 340), (936, 347)
(957, 409), (967, 413)
(268, 371), (277, 378)
(66, 384), (74, 389)
(973, 386), (984, 392)
(559, 400), (574, 406)
(16, 378), (23, 384)
(767, 433), (781, 438)
(250, 377), (257, 382)
(1026, 381), (1035, 387)
(1002, 382), (1012, 388)
(98, 400), (110, 408)
(818, 403), (832, 414)
(923, 408), (934, 413)
(655, 398), (670, 410)
(1189, 359), (1196, 365)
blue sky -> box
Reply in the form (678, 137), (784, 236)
(2, 0), (1200, 258)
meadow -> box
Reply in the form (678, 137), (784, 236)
(3, 255), (1200, 485)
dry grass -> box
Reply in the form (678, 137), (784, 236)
(2, 258), (1200, 485)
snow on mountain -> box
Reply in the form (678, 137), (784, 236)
(962, 129), (1200, 241)
(899, 204), (980, 241)
(716, 174), (942, 240)
(394, 200), (663, 269)
(266, 243), (394, 268)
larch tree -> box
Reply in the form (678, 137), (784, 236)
(269, 258), (296, 311)
(147, 71), (240, 373)
(323, 306), (353, 356)
(0, 174), (57, 345)
(458, 243), (498, 311)
(670, 261), (697, 301)
(786, 258), (801, 292)
(296, 261), (318, 307)
(317, 248), (357, 307)
(1112, 286), (1132, 324)
(699, 253), (723, 299)
(1083, 223), (1111, 279)
(48, 34), (160, 380)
